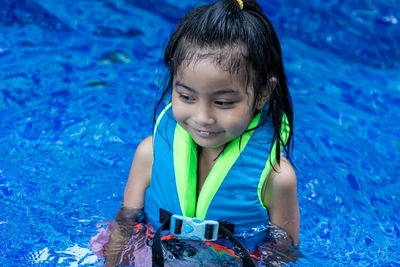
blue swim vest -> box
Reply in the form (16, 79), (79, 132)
(144, 104), (289, 252)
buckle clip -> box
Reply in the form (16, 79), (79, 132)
(170, 215), (219, 241)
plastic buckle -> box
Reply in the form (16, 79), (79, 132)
(170, 215), (219, 241)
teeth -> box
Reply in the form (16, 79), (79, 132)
(198, 130), (212, 136)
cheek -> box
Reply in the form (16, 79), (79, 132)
(171, 92), (180, 119)
(223, 113), (253, 134)
(172, 101), (186, 123)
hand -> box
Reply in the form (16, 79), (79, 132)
(103, 222), (127, 266)
(103, 206), (144, 266)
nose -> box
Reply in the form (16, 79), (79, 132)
(193, 103), (215, 126)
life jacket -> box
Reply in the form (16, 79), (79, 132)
(144, 103), (289, 253)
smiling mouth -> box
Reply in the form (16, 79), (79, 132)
(193, 128), (221, 137)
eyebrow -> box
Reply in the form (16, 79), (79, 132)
(175, 82), (239, 96)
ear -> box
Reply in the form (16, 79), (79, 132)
(256, 77), (277, 110)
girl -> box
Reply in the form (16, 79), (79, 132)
(91, 0), (299, 265)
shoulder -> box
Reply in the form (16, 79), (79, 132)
(134, 136), (153, 164)
(262, 155), (297, 208)
(262, 154), (299, 245)
(131, 136), (154, 182)
(267, 155), (297, 193)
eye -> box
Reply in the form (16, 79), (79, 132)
(179, 93), (194, 102)
(215, 100), (234, 107)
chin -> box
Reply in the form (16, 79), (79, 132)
(193, 138), (228, 150)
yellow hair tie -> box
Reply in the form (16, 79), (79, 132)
(235, 0), (244, 10)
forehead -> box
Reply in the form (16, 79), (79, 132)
(174, 59), (255, 99)
(176, 57), (246, 86)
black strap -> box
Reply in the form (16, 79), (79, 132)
(152, 209), (256, 267)
(152, 210), (172, 267)
(217, 224), (255, 266)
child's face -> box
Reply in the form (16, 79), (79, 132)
(172, 58), (256, 151)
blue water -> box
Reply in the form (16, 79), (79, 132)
(1, 0), (399, 265)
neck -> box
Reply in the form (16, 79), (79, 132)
(197, 144), (226, 162)
(196, 144), (226, 196)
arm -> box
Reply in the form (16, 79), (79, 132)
(103, 136), (153, 266)
(123, 135), (153, 208)
(263, 154), (300, 247)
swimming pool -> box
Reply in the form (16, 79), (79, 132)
(1, 0), (399, 265)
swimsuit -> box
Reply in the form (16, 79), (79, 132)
(145, 103), (289, 253)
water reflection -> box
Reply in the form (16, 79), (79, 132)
(91, 212), (303, 267)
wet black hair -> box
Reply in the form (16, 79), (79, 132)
(154, 0), (294, 166)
